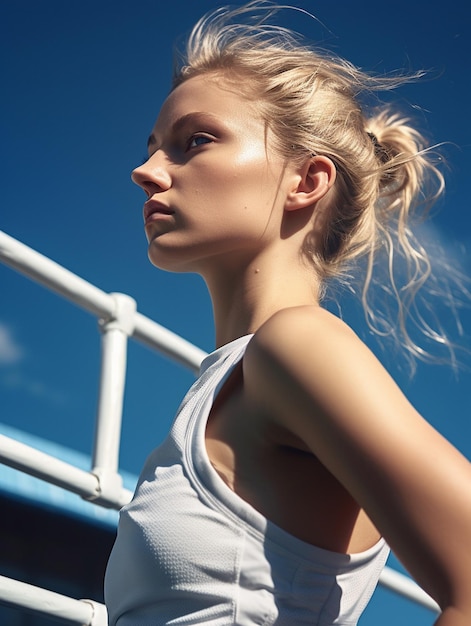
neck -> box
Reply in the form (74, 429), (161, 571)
(201, 252), (321, 348)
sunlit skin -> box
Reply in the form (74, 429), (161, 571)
(132, 74), (471, 624)
(135, 74), (294, 274)
(132, 74), (333, 347)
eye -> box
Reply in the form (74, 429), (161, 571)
(186, 134), (213, 151)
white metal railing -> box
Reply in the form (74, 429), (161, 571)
(0, 576), (107, 626)
(0, 230), (206, 511)
(0, 230), (440, 623)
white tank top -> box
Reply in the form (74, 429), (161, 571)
(105, 334), (389, 625)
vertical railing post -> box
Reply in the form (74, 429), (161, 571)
(88, 293), (136, 506)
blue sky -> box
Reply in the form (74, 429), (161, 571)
(1, 1), (470, 624)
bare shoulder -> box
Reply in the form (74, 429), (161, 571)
(244, 305), (393, 411)
(253, 304), (356, 344)
(248, 304), (372, 367)
(251, 304), (360, 351)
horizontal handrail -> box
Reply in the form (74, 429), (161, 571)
(379, 566), (439, 612)
(0, 566), (438, 626)
(0, 434), (132, 509)
(0, 230), (207, 373)
(0, 576), (107, 625)
(0, 232), (113, 318)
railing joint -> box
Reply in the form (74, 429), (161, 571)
(85, 469), (124, 509)
(80, 599), (108, 625)
(99, 292), (137, 336)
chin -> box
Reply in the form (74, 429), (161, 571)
(147, 243), (195, 274)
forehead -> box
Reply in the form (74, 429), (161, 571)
(152, 74), (262, 137)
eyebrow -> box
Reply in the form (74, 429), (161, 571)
(146, 112), (221, 150)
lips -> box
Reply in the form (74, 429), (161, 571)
(143, 199), (174, 225)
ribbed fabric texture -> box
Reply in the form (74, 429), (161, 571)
(105, 334), (389, 625)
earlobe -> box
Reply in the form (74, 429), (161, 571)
(285, 156), (336, 212)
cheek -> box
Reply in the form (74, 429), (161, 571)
(231, 138), (272, 174)
(221, 153), (281, 205)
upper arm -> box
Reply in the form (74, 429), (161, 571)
(244, 307), (471, 612)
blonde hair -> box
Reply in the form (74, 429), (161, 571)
(173, 2), (462, 367)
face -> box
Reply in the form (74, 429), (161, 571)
(132, 74), (296, 276)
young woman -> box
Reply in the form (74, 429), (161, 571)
(104, 4), (471, 624)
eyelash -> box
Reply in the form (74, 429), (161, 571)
(140, 133), (213, 164)
(186, 133), (213, 151)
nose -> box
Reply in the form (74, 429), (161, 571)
(131, 152), (172, 197)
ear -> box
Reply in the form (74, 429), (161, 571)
(285, 156), (336, 212)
